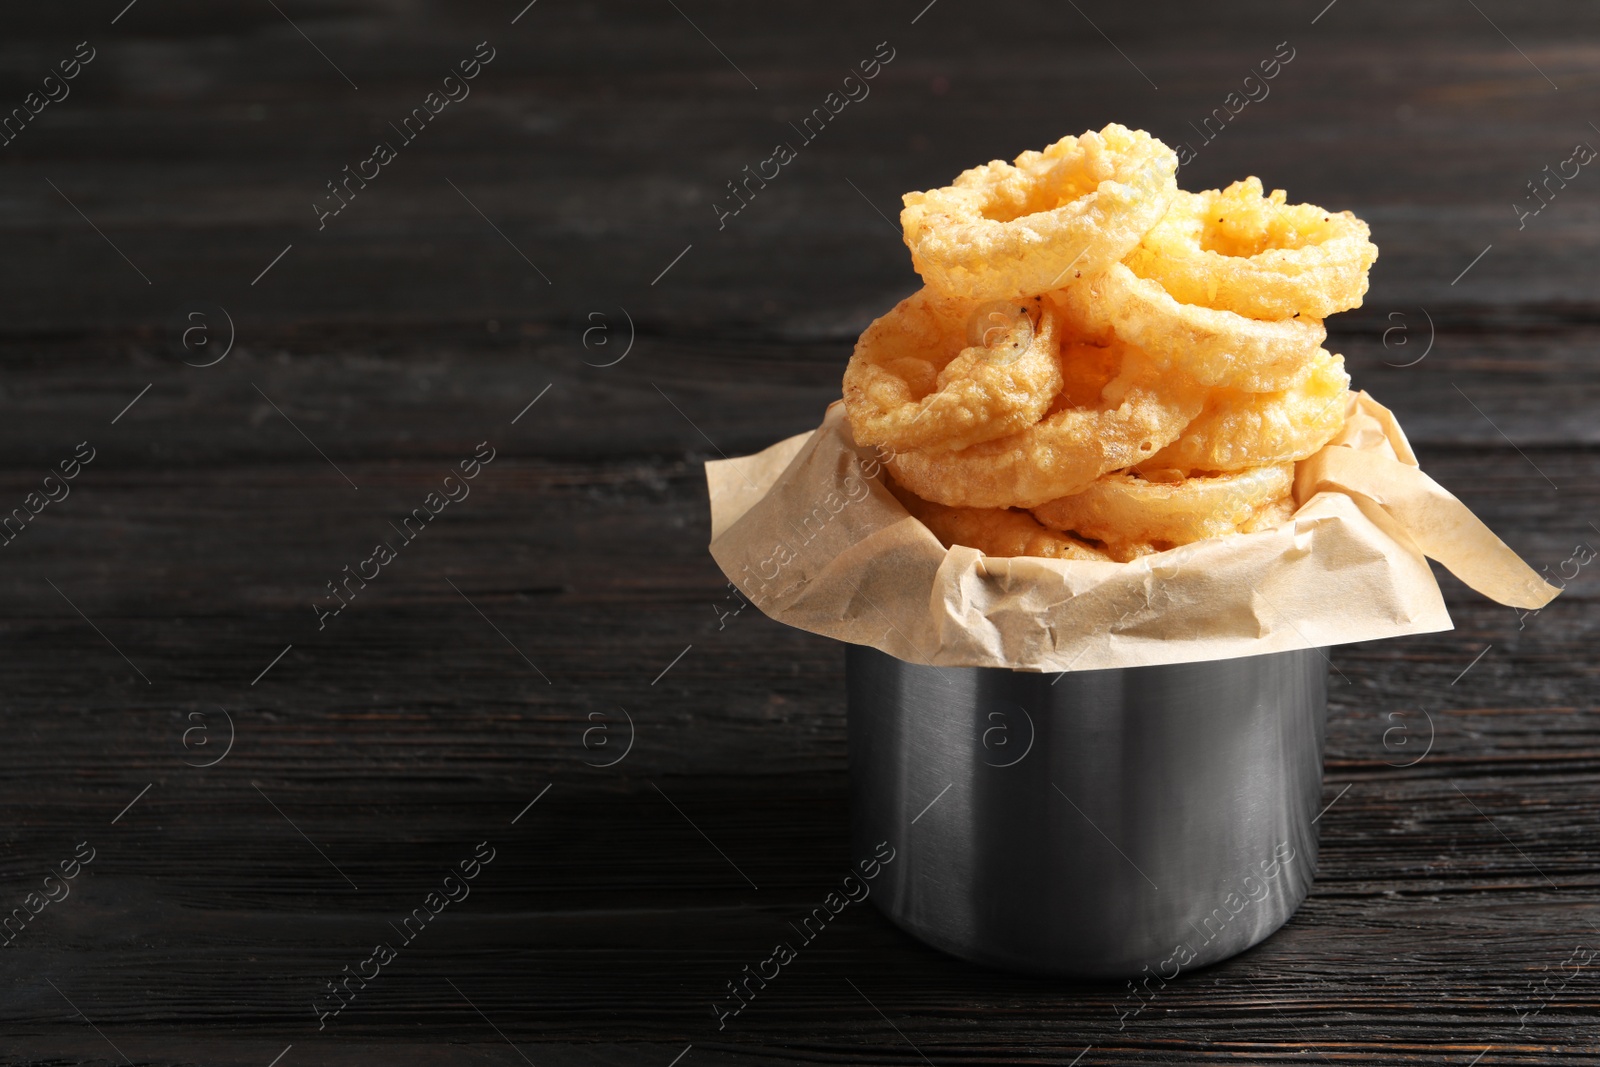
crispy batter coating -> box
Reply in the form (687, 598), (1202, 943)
(842, 290), (1062, 454)
(1142, 350), (1349, 472)
(1127, 179), (1378, 320)
(887, 474), (1110, 561)
(886, 339), (1204, 509)
(1032, 464), (1294, 562)
(901, 124), (1178, 302)
(1051, 262), (1327, 392)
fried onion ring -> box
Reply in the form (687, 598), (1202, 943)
(887, 474), (1109, 561)
(1141, 350), (1349, 473)
(1067, 491), (1296, 562)
(901, 124), (1179, 302)
(1051, 262), (1326, 392)
(842, 290), (1062, 454)
(1032, 464), (1294, 561)
(886, 339), (1205, 509)
(1127, 179), (1378, 319)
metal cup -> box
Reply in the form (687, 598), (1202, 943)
(848, 644), (1329, 977)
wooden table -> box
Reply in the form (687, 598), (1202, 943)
(3, 0), (1597, 1062)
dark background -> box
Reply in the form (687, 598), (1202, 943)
(2, 0), (1598, 1063)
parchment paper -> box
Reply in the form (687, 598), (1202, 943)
(706, 391), (1559, 672)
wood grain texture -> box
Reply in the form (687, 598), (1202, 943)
(1, 0), (1598, 1063)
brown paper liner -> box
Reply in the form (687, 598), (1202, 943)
(706, 391), (1559, 673)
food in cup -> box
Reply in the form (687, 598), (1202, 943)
(842, 124), (1377, 561)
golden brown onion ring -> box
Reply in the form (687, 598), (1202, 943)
(1032, 464), (1294, 561)
(887, 338), (1205, 509)
(901, 124), (1179, 302)
(1126, 179), (1378, 320)
(887, 474), (1109, 561)
(1141, 350), (1349, 473)
(1051, 262), (1327, 393)
(842, 290), (1061, 454)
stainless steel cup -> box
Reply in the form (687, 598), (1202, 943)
(848, 644), (1329, 977)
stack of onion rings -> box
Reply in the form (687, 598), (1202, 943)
(844, 126), (1376, 561)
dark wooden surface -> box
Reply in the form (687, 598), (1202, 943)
(2, 0), (1599, 1062)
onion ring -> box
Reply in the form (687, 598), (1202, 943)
(900, 124), (1179, 302)
(887, 474), (1109, 561)
(1051, 262), (1327, 392)
(1065, 492), (1296, 562)
(1126, 179), (1378, 319)
(1141, 350), (1349, 473)
(1032, 464), (1294, 561)
(886, 338), (1205, 509)
(842, 290), (1061, 453)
